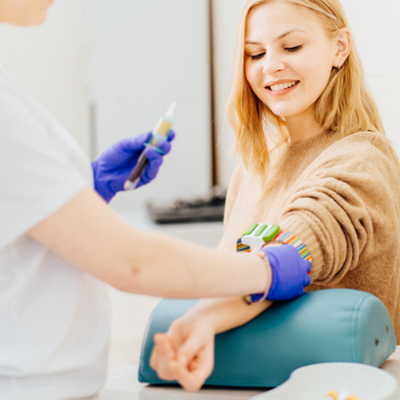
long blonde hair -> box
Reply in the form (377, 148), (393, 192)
(228, 0), (397, 178)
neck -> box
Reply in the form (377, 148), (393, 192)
(285, 107), (323, 145)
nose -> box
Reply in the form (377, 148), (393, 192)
(262, 52), (285, 75)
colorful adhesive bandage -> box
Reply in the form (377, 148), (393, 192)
(236, 222), (312, 263)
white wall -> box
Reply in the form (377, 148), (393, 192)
(0, 0), (213, 207)
(0, 0), (89, 150)
(212, 0), (244, 188)
(341, 0), (400, 151)
(212, 0), (400, 188)
(85, 0), (213, 208)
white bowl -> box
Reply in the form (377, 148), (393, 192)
(251, 363), (397, 400)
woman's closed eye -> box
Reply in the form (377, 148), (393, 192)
(285, 45), (303, 52)
(250, 52), (265, 60)
(249, 44), (303, 60)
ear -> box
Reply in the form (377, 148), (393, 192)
(333, 28), (352, 69)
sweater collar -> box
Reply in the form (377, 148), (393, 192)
(286, 130), (337, 154)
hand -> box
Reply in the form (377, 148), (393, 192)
(92, 130), (175, 202)
(256, 244), (312, 301)
(150, 316), (215, 392)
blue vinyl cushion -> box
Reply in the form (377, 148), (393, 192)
(139, 289), (396, 388)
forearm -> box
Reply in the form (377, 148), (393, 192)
(182, 297), (273, 334)
(131, 230), (270, 299)
(28, 187), (271, 299)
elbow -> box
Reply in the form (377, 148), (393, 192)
(109, 258), (144, 293)
(109, 232), (158, 294)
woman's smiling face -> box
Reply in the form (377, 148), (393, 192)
(244, 2), (338, 121)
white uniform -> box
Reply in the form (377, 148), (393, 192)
(0, 66), (110, 399)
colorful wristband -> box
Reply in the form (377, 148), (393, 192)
(236, 223), (312, 263)
(238, 223), (312, 305)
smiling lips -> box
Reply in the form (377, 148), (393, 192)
(266, 80), (300, 94)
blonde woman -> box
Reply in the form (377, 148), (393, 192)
(150, 0), (400, 392)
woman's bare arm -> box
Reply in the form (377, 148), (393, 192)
(184, 296), (273, 334)
(28, 187), (269, 298)
(150, 296), (273, 391)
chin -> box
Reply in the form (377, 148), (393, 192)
(268, 108), (296, 119)
(268, 102), (309, 119)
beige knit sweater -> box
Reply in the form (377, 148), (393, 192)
(219, 131), (400, 343)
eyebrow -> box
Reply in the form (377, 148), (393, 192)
(245, 29), (307, 45)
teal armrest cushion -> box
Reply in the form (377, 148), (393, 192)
(138, 289), (396, 388)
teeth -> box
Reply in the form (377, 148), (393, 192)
(269, 81), (298, 91)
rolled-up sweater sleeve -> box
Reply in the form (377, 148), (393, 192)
(279, 134), (400, 285)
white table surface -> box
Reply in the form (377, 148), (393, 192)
(91, 366), (262, 400)
(88, 347), (400, 400)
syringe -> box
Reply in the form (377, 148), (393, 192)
(123, 102), (177, 191)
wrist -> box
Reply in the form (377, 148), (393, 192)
(253, 252), (272, 295)
(183, 298), (248, 334)
(178, 314), (218, 347)
(182, 305), (219, 334)
(243, 252), (273, 305)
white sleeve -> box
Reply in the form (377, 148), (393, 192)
(0, 88), (88, 249)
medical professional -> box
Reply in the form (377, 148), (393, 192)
(0, 1), (311, 399)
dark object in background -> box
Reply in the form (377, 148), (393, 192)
(147, 186), (226, 224)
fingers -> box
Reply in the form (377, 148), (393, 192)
(163, 351), (212, 392)
(158, 140), (172, 155)
(189, 349), (215, 391)
(150, 333), (206, 389)
(150, 319), (214, 392)
(167, 129), (176, 142)
(177, 331), (207, 367)
(174, 365), (206, 392)
(150, 334), (178, 381)
(150, 334), (173, 370)
(304, 275), (311, 286)
(117, 129), (174, 156)
(162, 360), (207, 392)
(140, 148), (163, 183)
(137, 140), (172, 185)
(145, 148), (163, 164)
(176, 343), (215, 392)
(173, 324), (215, 392)
(118, 132), (152, 153)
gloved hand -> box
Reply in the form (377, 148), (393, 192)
(92, 130), (175, 203)
(253, 244), (312, 302)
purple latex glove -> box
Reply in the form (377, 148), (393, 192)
(252, 245), (312, 302)
(92, 130), (175, 203)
